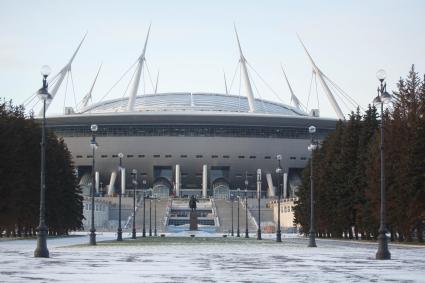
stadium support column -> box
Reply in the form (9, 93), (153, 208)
(95, 172), (100, 194)
(175, 164), (181, 197)
(108, 171), (117, 196)
(266, 173), (275, 198)
(202, 164), (207, 198)
(121, 168), (126, 195)
(283, 173), (287, 199)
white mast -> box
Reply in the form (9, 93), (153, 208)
(80, 64), (102, 110)
(127, 24), (151, 112)
(38, 33), (87, 116)
(280, 64), (302, 110)
(298, 36), (345, 120)
(234, 26), (256, 112)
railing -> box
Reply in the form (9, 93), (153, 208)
(210, 198), (220, 227)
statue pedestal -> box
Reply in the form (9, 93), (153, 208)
(189, 211), (198, 231)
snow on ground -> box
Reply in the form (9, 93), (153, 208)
(0, 232), (424, 282)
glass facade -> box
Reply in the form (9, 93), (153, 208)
(50, 124), (331, 140)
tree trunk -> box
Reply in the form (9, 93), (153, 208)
(348, 228), (353, 239)
(417, 222), (423, 243)
(390, 227), (395, 242)
(406, 229), (413, 242)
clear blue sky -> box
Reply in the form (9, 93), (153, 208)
(1, 0), (424, 117)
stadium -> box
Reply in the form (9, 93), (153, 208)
(29, 27), (343, 232)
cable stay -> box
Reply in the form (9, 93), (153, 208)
(246, 62), (288, 105)
(250, 71), (268, 114)
(70, 71), (78, 110)
(77, 64), (102, 112)
(314, 72), (319, 110)
(62, 72), (70, 112)
(237, 63), (242, 112)
(142, 63), (146, 95)
(306, 70), (314, 111)
(121, 63), (139, 100)
(97, 60), (138, 103)
(154, 70), (159, 94)
(280, 64), (308, 112)
(228, 61), (240, 94)
(322, 73), (365, 111)
(145, 59), (157, 93)
(223, 70), (229, 95)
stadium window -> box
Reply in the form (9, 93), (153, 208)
(101, 155), (108, 158)
(138, 155), (145, 158)
(290, 157), (296, 160)
(127, 155), (134, 158)
(196, 155), (203, 158)
(153, 154), (161, 158)
(300, 157), (307, 160)
(223, 155), (230, 158)
(238, 155), (245, 159)
(112, 154), (118, 158)
(249, 156), (256, 159)
(211, 155), (218, 158)
(165, 154), (172, 158)
(180, 155), (188, 158)
(264, 156), (271, 159)
(76, 155), (83, 158)
(87, 155), (93, 158)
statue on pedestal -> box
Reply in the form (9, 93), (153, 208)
(189, 195), (197, 211)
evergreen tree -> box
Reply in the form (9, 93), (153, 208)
(0, 99), (83, 237)
(294, 66), (425, 242)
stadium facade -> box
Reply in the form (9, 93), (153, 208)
(39, 27), (339, 200)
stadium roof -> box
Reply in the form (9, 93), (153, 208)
(81, 93), (308, 117)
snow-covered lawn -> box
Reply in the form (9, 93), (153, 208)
(0, 232), (424, 282)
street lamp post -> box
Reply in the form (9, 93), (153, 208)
(34, 65), (52, 258)
(374, 69), (392, 260)
(276, 155), (282, 242)
(131, 169), (137, 239)
(231, 194), (234, 236)
(257, 169), (262, 240)
(154, 197), (157, 236)
(142, 179), (147, 237)
(237, 188), (240, 237)
(307, 126), (317, 247)
(89, 124), (99, 246)
(244, 175), (249, 238)
(117, 152), (124, 241)
(149, 197), (152, 236)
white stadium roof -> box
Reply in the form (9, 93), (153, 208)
(81, 93), (308, 117)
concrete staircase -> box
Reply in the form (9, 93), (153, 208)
(247, 198), (275, 229)
(134, 198), (170, 234)
(214, 199), (257, 234)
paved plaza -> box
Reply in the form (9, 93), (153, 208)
(0, 233), (424, 282)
